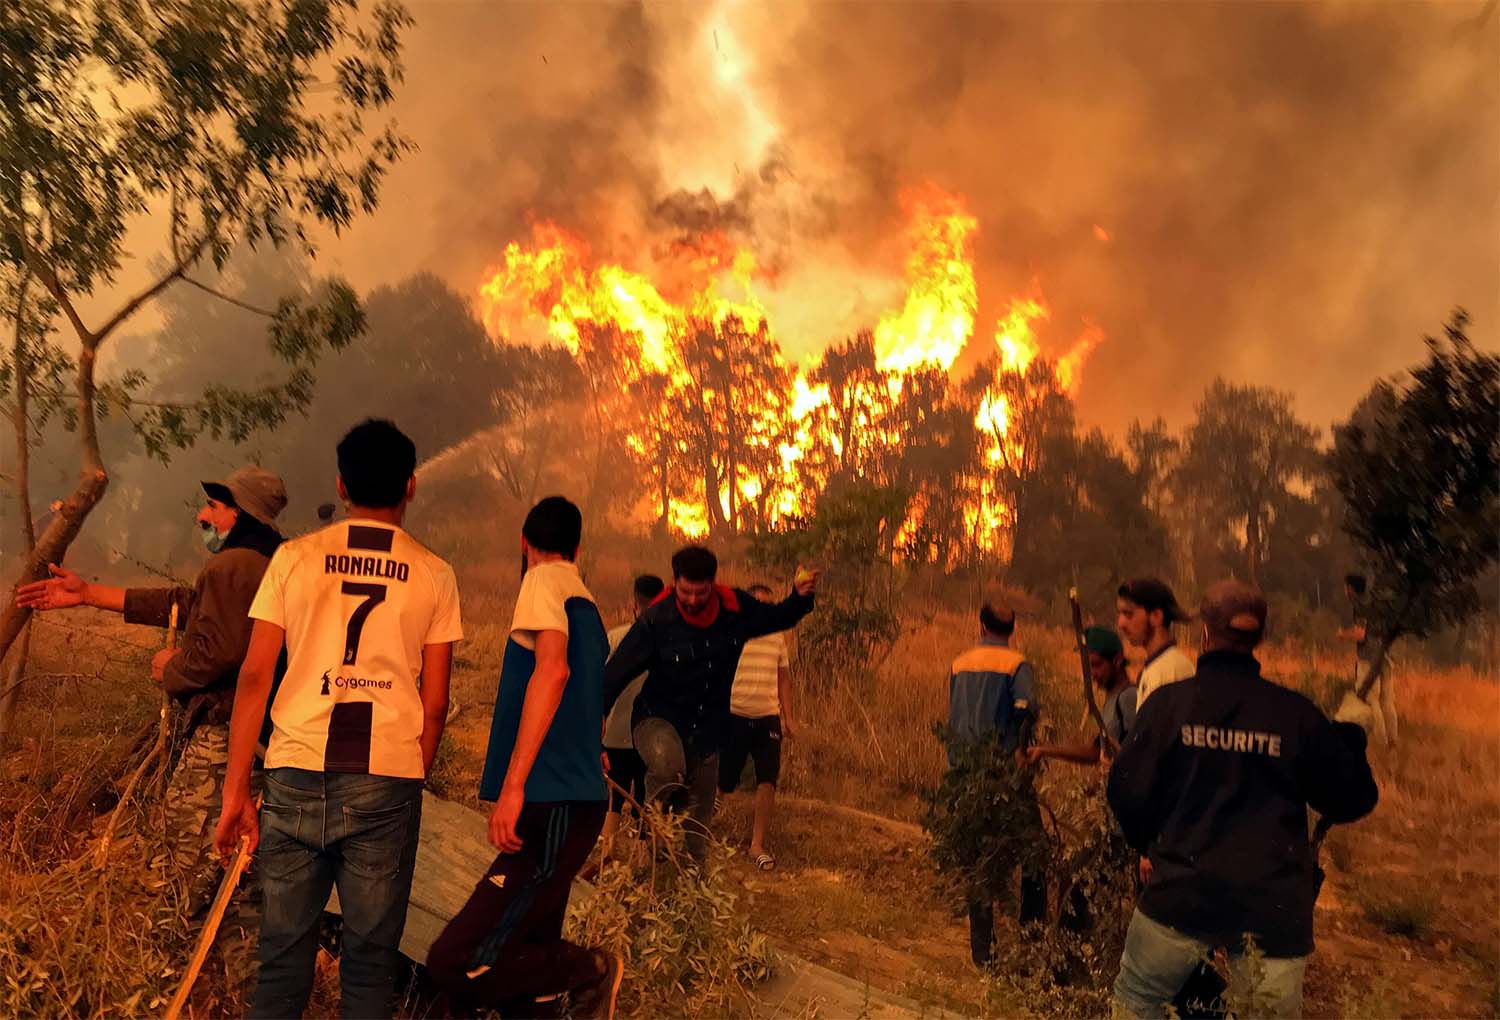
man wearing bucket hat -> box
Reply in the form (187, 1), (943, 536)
(1107, 580), (1378, 1019)
(17, 463), (288, 986)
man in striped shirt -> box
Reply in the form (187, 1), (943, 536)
(717, 585), (797, 871)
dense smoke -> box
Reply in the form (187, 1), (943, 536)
(319, 0), (1497, 433)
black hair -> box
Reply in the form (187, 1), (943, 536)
(522, 496), (583, 559)
(671, 545), (718, 582)
(1344, 573), (1367, 595)
(979, 603), (1015, 637)
(337, 419), (416, 508)
(633, 574), (666, 601)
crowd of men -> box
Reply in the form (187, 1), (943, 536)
(15, 415), (1382, 1020)
(17, 418), (811, 1020)
(947, 578), (1379, 1018)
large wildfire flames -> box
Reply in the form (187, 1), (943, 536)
(477, 184), (1102, 554)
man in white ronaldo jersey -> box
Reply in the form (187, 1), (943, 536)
(215, 418), (462, 1020)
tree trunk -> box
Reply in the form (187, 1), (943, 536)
(0, 329), (111, 666)
(0, 469), (110, 665)
(656, 429), (670, 535)
(1, 273), (39, 745)
(1245, 511), (1262, 588)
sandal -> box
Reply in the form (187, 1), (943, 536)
(753, 851), (776, 871)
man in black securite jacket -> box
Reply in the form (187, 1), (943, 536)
(603, 545), (818, 858)
(1107, 579), (1377, 1020)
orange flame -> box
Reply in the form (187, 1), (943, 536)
(873, 186), (978, 373)
(477, 185), (1105, 547)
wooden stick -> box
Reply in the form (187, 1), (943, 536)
(163, 834), (252, 1020)
(94, 600), (179, 868)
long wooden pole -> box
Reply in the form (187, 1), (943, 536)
(163, 833), (252, 1020)
(1069, 587), (1117, 755)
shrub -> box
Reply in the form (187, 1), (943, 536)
(567, 809), (774, 1018)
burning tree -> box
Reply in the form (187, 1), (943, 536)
(0, 0), (412, 680)
(476, 184), (1117, 561)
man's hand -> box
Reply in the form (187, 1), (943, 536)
(489, 785), (525, 853)
(782, 718), (799, 740)
(214, 793), (259, 863)
(792, 566), (821, 597)
(1138, 856), (1154, 884)
(15, 564), (87, 611)
(150, 647), (179, 681)
(1025, 746), (1046, 766)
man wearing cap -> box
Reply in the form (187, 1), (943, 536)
(945, 601), (1044, 967)
(1027, 626), (1136, 770)
(1116, 579), (1196, 707)
(1106, 581), (1378, 1019)
(16, 464), (288, 982)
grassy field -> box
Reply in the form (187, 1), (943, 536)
(2, 550), (1497, 1018)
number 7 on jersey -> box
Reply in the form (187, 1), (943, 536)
(341, 581), (387, 665)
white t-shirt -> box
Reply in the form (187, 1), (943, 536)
(730, 632), (789, 719)
(250, 520), (462, 779)
(603, 622), (646, 749)
(1136, 643), (1196, 706)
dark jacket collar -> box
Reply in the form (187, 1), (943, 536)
(222, 512), (283, 559)
(1193, 649), (1261, 678)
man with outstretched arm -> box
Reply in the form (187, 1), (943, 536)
(214, 419), (462, 1020)
(1107, 580), (1378, 1019)
(603, 546), (818, 860)
(426, 496), (622, 1020)
(18, 465), (288, 987)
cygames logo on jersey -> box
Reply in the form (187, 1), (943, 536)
(319, 668), (394, 695)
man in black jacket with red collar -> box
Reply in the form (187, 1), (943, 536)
(603, 545), (817, 858)
(1107, 580), (1377, 1019)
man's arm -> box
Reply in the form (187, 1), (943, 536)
(158, 559), (252, 696)
(490, 629), (570, 852)
(1011, 661), (1039, 764)
(212, 619), (284, 860)
(603, 616), (655, 712)
(15, 563), (131, 614)
(1301, 717), (1379, 824)
(738, 590), (814, 641)
(418, 642), (454, 777)
(776, 663), (797, 737)
(1028, 740), (1102, 766)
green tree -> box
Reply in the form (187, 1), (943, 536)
(0, 0), (412, 664)
(1329, 310), (1499, 699)
(1173, 380), (1321, 589)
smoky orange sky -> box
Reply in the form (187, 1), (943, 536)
(119, 1), (1500, 439)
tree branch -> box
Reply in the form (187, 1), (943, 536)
(92, 162), (254, 348)
(180, 275), (276, 317)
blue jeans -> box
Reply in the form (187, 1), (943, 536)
(1113, 909), (1307, 1019)
(250, 768), (424, 1020)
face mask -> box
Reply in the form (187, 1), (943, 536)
(200, 525), (228, 554)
